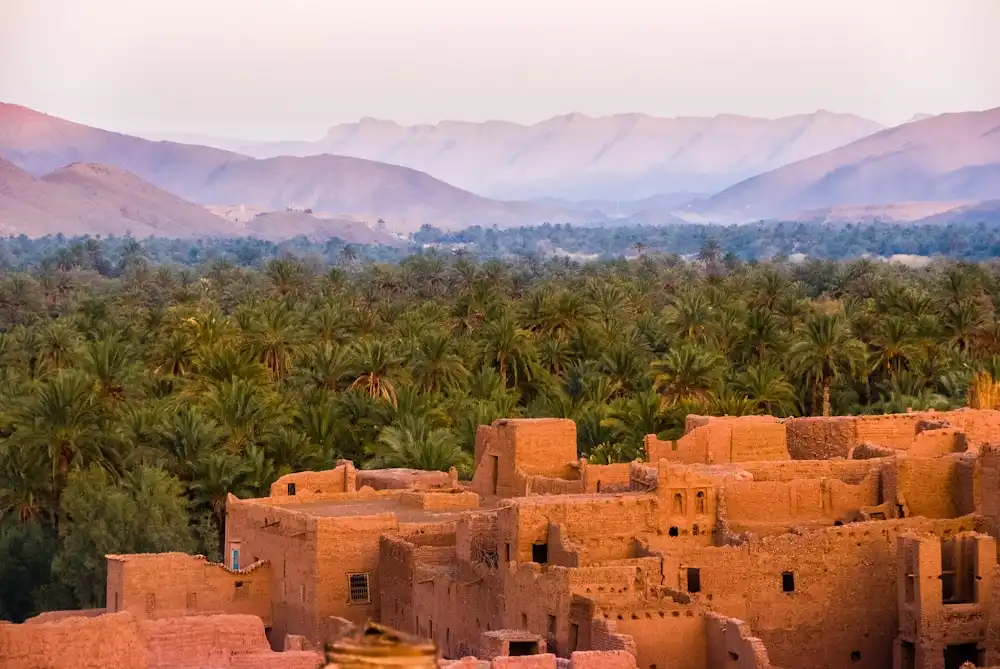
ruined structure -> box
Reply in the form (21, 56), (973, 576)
(8, 408), (1000, 669)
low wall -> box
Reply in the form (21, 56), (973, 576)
(0, 611), (323, 669)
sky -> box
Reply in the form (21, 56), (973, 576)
(2, 0), (999, 141)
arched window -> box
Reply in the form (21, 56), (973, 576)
(673, 493), (684, 514)
(696, 490), (706, 514)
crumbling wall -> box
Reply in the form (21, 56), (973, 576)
(358, 468), (457, 491)
(472, 419), (579, 498)
(646, 416), (788, 465)
(0, 612), (323, 669)
(656, 516), (977, 669)
(785, 416), (856, 460)
(105, 552), (271, 623)
(883, 455), (976, 519)
(0, 611), (146, 669)
(722, 470), (880, 532)
(582, 463), (632, 494)
(705, 613), (780, 669)
(270, 462), (356, 499)
(910, 428), (966, 457)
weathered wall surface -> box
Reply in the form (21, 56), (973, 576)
(0, 612), (323, 669)
(657, 516), (977, 669)
(270, 463), (356, 499)
(0, 611), (146, 669)
(705, 613), (780, 669)
(105, 552), (271, 623)
(473, 419), (579, 498)
(882, 455), (977, 520)
(646, 416), (789, 466)
(225, 496), (320, 644)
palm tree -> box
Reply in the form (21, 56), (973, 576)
(735, 365), (797, 416)
(348, 338), (405, 406)
(789, 312), (867, 416)
(479, 314), (537, 388)
(652, 344), (724, 405)
(409, 331), (470, 394)
(8, 370), (119, 506)
(366, 415), (471, 475)
(246, 306), (305, 380)
(601, 390), (674, 461)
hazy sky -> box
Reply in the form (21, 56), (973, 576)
(2, 0), (999, 141)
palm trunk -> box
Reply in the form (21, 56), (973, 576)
(822, 382), (832, 418)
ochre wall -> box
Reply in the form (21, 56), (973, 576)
(646, 416), (788, 465)
(0, 612), (322, 669)
(657, 516), (977, 669)
(105, 553), (271, 624)
(705, 613), (780, 669)
(269, 463), (356, 499)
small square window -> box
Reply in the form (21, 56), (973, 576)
(851, 650), (861, 662)
(349, 572), (371, 604)
(287, 482), (296, 496)
(782, 571), (795, 593)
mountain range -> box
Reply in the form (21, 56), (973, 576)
(1, 101), (1000, 237)
(234, 111), (885, 201)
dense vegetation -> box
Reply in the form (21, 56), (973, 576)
(4, 235), (1000, 622)
(4, 218), (1000, 273)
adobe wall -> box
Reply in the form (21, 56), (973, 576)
(0, 611), (323, 669)
(443, 651), (636, 668)
(225, 495), (321, 644)
(581, 463), (632, 494)
(358, 468), (457, 491)
(269, 462), (357, 499)
(105, 552), (271, 624)
(645, 416), (789, 465)
(720, 458), (883, 531)
(497, 494), (665, 567)
(881, 454), (978, 520)
(785, 409), (1000, 460)
(0, 610), (146, 669)
(655, 516), (978, 669)
(896, 532), (998, 669)
(472, 419), (579, 498)
(705, 613), (780, 669)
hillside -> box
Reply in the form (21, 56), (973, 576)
(240, 111), (883, 201)
(915, 200), (1000, 225)
(691, 107), (1000, 223)
(0, 103), (597, 232)
(0, 159), (233, 237)
(190, 154), (600, 232)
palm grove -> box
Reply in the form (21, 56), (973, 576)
(1, 239), (999, 622)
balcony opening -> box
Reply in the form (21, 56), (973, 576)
(687, 567), (701, 593)
(509, 640), (540, 656)
(944, 643), (983, 669)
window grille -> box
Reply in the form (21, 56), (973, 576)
(348, 572), (371, 604)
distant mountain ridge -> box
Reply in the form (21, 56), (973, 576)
(689, 107), (1000, 223)
(237, 110), (885, 201)
(0, 103), (601, 232)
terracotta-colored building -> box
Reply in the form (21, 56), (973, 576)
(8, 409), (1000, 669)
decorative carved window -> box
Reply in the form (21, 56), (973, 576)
(348, 572), (371, 605)
(145, 593), (156, 613)
(186, 592), (197, 609)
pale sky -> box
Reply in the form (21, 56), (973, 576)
(1, 0), (999, 141)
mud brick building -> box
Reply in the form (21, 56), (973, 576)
(9, 408), (1000, 668)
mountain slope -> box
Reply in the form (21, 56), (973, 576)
(239, 210), (403, 244)
(240, 111), (884, 200)
(915, 200), (1000, 225)
(0, 158), (234, 237)
(0, 103), (598, 231)
(692, 107), (1000, 223)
